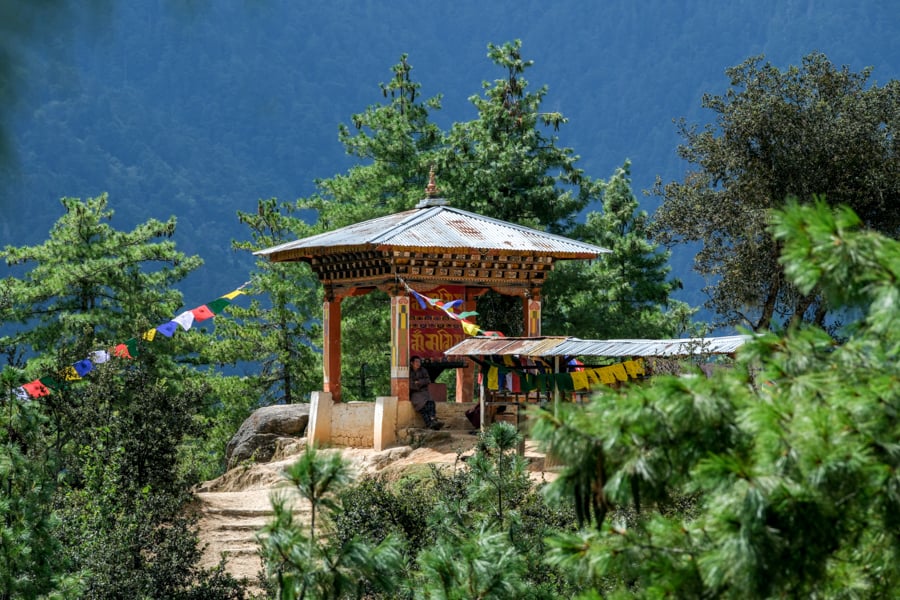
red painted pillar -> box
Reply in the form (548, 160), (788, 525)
(323, 296), (342, 402)
(390, 294), (411, 400)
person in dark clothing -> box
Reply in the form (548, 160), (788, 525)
(410, 356), (444, 430)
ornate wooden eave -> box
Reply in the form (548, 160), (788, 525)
(256, 201), (609, 297)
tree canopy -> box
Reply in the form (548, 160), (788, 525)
(0, 194), (201, 364)
(653, 52), (900, 330)
(533, 200), (900, 597)
(542, 162), (695, 339)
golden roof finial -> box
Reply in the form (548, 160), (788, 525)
(424, 165), (440, 198)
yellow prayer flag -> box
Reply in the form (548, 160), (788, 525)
(142, 328), (157, 342)
(63, 366), (81, 381)
(223, 288), (245, 300)
(585, 368), (600, 387)
(610, 363), (628, 382)
(635, 358), (646, 375)
(487, 366), (499, 390)
(461, 321), (480, 336)
(599, 367), (617, 385)
(571, 370), (590, 390)
(624, 360), (638, 378)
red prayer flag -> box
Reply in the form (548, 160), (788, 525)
(113, 343), (133, 359)
(191, 305), (215, 321)
(22, 379), (50, 398)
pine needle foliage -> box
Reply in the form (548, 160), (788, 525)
(0, 194), (201, 363)
(258, 445), (405, 600)
(533, 200), (900, 598)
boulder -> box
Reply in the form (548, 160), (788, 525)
(225, 404), (310, 469)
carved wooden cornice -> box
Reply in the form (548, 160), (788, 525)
(308, 249), (556, 297)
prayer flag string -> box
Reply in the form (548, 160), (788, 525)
(13, 282), (250, 399)
(474, 357), (646, 393)
(398, 278), (504, 338)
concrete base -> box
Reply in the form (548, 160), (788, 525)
(310, 390), (481, 450)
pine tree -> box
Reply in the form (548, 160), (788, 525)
(259, 445), (405, 599)
(438, 40), (605, 334)
(0, 197), (246, 597)
(439, 40), (601, 233)
(532, 200), (900, 597)
(542, 162), (695, 339)
(208, 198), (322, 405)
(0, 194), (202, 364)
(284, 55), (445, 395)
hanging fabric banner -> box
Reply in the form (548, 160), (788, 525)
(13, 282), (249, 400)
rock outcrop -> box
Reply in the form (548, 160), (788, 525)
(225, 403), (310, 469)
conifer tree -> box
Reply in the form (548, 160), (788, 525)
(259, 445), (405, 599)
(284, 55), (445, 396)
(437, 40), (605, 334)
(542, 162), (695, 338)
(208, 198), (322, 405)
(532, 200), (900, 597)
(0, 197), (246, 597)
(439, 40), (601, 233)
(0, 194), (202, 364)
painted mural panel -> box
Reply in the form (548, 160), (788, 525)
(410, 285), (466, 361)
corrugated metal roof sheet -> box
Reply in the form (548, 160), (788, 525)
(444, 335), (752, 358)
(443, 336), (571, 357)
(255, 204), (610, 260)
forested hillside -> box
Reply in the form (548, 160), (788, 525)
(2, 0), (898, 311)
(1, 3), (899, 596)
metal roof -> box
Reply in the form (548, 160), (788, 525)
(444, 335), (753, 358)
(255, 202), (610, 261)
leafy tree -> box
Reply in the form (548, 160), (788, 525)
(259, 445), (405, 599)
(437, 40), (605, 334)
(334, 476), (432, 558)
(49, 332), (248, 598)
(439, 40), (601, 233)
(209, 198), (322, 405)
(532, 200), (900, 597)
(0, 379), (85, 600)
(543, 162), (696, 339)
(180, 372), (269, 482)
(653, 52), (900, 330)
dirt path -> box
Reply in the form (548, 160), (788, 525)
(194, 431), (551, 586)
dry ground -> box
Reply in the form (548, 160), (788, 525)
(193, 431), (552, 587)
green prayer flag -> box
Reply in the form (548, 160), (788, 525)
(206, 298), (230, 314)
(520, 373), (536, 393)
(39, 376), (63, 391)
(556, 372), (575, 392)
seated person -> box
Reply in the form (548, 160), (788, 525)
(410, 356), (444, 430)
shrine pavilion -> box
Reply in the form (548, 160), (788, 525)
(254, 174), (609, 448)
